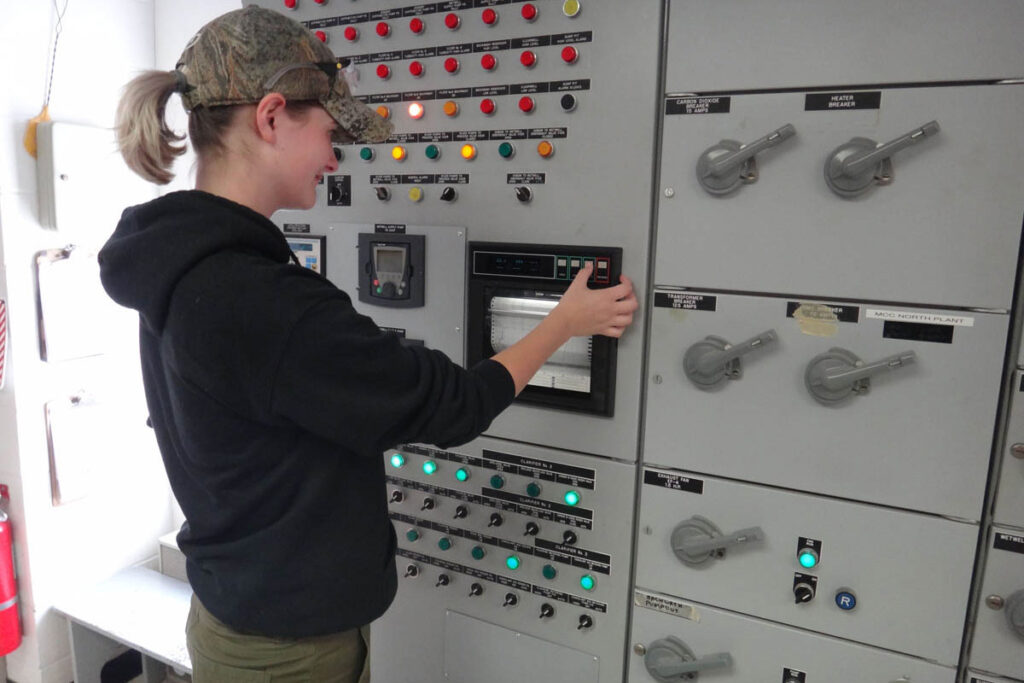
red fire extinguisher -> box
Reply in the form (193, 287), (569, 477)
(0, 507), (21, 655)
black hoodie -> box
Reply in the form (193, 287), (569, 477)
(99, 190), (514, 637)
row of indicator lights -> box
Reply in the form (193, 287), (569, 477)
(392, 453), (583, 506)
(367, 47), (579, 73)
(363, 141), (555, 163)
(288, 2), (583, 29)
(374, 94), (578, 121)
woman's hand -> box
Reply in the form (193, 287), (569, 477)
(549, 263), (638, 339)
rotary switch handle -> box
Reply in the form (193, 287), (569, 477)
(696, 124), (796, 195)
(825, 120), (940, 197)
(1005, 589), (1024, 640)
(805, 347), (916, 405)
(671, 515), (765, 566)
(683, 330), (777, 388)
(643, 636), (733, 682)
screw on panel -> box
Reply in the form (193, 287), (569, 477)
(652, 375), (663, 385)
(986, 595), (1005, 610)
(633, 643), (647, 655)
(664, 187), (675, 198)
(1011, 443), (1024, 459)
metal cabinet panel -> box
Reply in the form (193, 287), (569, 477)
(644, 289), (1007, 519)
(628, 590), (958, 682)
(969, 526), (1024, 680)
(635, 468), (975, 664)
(664, 0), (1024, 92)
(995, 370), (1024, 530)
(372, 436), (636, 683)
(655, 85), (1024, 310)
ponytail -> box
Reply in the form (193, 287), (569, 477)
(115, 70), (186, 185)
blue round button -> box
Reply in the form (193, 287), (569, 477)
(835, 590), (857, 611)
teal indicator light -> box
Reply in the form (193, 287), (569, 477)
(438, 537), (452, 551)
(425, 144), (441, 160)
(799, 550), (819, 569)
(405, 529), (420, 542)
(471, 546), (486, 560)
(542, 564), (557, 580)
(455, 467), (470, 482)
(526, 482), (542, 498)
(505, 555), (521, 571)
(390, 453), (406, 468)
(490, 474), (505, 489)
(498, 142), (515, 159)
(422, 460), (438, 475)
(580, 574), (595, 591)
(563, 490), (581, 506)
(359, 147), (375, 161)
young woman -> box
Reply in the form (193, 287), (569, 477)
(99, 6), (637, 682)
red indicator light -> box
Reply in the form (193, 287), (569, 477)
(376, 22), (391, 37)
(283, 0), (297, 9)
(444, 13), (461, 30)
(561, 46), (579, 64)
(444, 57), (460, 74)
(376, 64), (391, 80)
(518, 96), (535, 113)
(481, 53), (497, 71)
(520, 51), (537, 68)
(409, 61), (425, 77)
(344, 26), (358, 41)
(480, 98), (496, 115)
(522, 3), (538, 21)
(314, 30), (328, 43)
(410, 17), (425, 34)
(482, 8), (498, 25)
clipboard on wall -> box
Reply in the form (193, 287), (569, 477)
(33, 245), (118, 362)
(44, 391), (112, 505)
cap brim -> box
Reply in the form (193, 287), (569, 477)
(321, 79), (393, 144)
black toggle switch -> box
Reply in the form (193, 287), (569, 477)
(524, 521), (540, 536)
(503, 592), (519, 607)
(562, 530), (578, 546)
(488, 512), (504, 527)
(515, 185), (533, 203)
(469, 583), (483, 597)
(404, 564), (419, 578)
(577, 614), (593, 630)
(389, 490), (404, 503)
(439, 186), (457, 202)
(539, 603), (555, 619)
(421, 497), (435, 511)
(435, 574), (450, 587)
(454, 505), (469, 519)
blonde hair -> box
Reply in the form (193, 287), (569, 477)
(116, 69), (323, 184)
(115, 70), (187, 185)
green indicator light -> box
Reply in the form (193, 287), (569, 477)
(580, 574), (595, 591)
(438, 537), (452, 551)
(542, 564), (557, 580)
(376, 286), (382, 294)
(505, 555), (521, 571)
(390, 453), (406, 468)
(425, 144), (440, 160)
(455, 467), (470, 482)
(490, 474), (505, 489)
(406, 529), (420, 542)
(423, 460), (438, 475)
(471, 546), (486, 560)
(564, 490), (580, 506)
(526, 482), (542, 498)
(498, 142), (515, 159)
(359, 147), (374, 161)
(799, 551), (818, 569)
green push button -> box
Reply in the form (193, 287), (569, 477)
(471, 546), (486, 560)
(564, 490), (580, 506)
(455, 467), (470, 482)
(490, 474), (505, 489)
(526, 482), (542, 498)
(580, 574), (595, 591)
(406, 529), (420, 542)
(425, 144), (441, 160)
(390, 453), (406, 468)
(542, 564), (558, 580)
(438, 537), (452, 551)
(359, 147), (375, 161)
(498, 142), (515, 159)
(422, 460), (438, 475)
(505, 555), (521, 571)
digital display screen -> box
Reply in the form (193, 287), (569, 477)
(374, 246), (405, 273)
(474, 251), (556, 279)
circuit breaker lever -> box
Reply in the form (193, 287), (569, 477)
(643, 636), (733, 682)
(683, 330), (777, 388)
(696, 124), (796, 194)
(825, 120), (940, 197)
(805, 347), (917, 405)
(671, 515), (765, 566)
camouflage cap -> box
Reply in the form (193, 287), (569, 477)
(175, 5), (392, 144)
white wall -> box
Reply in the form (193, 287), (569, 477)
(0, 1), (237, 681)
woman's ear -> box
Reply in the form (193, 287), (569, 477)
(254, 93), (288, 142)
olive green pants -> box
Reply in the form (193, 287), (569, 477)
(186, 595), (371, 683)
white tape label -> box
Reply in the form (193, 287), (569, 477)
(866, 309), (974, 327)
